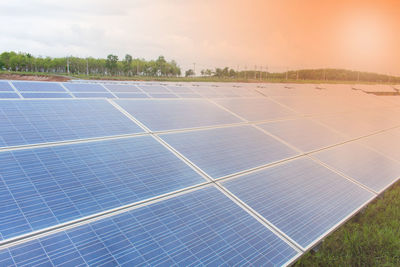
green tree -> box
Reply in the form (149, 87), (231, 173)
(185, 69), (195, 77)
(106, 54), (119, 75)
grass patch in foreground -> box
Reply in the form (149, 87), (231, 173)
(295, 181), (400, 266)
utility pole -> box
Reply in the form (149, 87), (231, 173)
(259, 66), (262, 81)
(265, 65), (268, 80)
(357, 71), (360, 82)
(296, 70), (299, 80)
(86, 58), (89, 76)
(67, 57), (70, 74)
(244, 65), (247, 79)
(193, 63), (196, 76)
(286, 68), (288, 80)
(254, 65), (257, 79)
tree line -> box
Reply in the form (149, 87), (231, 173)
(1, 51), (398, 83)
(193, 67), (400, 83)
(0, 52), (181, 77)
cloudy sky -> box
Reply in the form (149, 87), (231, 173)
(1, 0), (399, 74)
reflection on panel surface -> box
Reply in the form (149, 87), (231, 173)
(161, 125), (298, 178)
(223, 158), (374, 248)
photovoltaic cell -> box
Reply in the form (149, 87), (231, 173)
(0, 100), (143, 147)
(138, 85), (170, 93)
(12, 82), (66, 92)
(116, 99), (243, 131)
(104, 84), (141, 92)
(167, 85), (195, 93)
(0, 81), (13, 91)
(63, 83), (108, 92)
(313, 142), (400, 192)
(72, 92), (114, 98)
(0, 136), (205, 241)
(222, 158), (374, 249)
(21, 92), (72, 99)
(161, 126), (299, 178)
(0, 187), (299, 266)
(258, 118), (346, 152)
(359, 129), (400, 161)
(177, 93), (202, 98)
(148, 93), (178, 98)
(214, 98), (296, 121)
(114, 93), (149, 98)
(0, 93), (20, 99)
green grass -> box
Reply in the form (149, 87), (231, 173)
(295, 181), (400, 267)
(0, 70), (397, 85)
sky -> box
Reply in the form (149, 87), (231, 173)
(0, 0), (399, 74)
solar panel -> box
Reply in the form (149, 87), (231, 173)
(21, 92), (72, 99)
(177, 93), (203, 98)
(258, 118), (346, 152)
(214, 98), (296, 121)
(0, 186), (299, 266)
(63, 83), (108, 92)
(167, 85), (194, 94)
(313, 142), (400, 192)
(104, 84), (141, 92)
(114, 93), (149, 98)
(315, 111), (400, 139)
(222, 157), (374, 249)
(115, 99), (243, 131)
(0, 81), (13, 91)
(12, 82), (65, 92)
(160, 126), (299, 178)
(0, 92), (20, 99)
(148, 93), (178, 98)
(0, 100), (143, 148)
(360, 129), (400, 161)
(72, 92), (114, 98)
(0, 136), (205, 241)
(138, 85), (170, 93)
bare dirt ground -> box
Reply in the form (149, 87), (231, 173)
(0, 73), (70, 82)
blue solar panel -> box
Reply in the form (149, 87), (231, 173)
(177, 93), (202, 98)
(115, 93), (149, 98)
(0, 93), (20, 99)
(72, 92), (114, 98)
(214, 98), (296, 121)
(160, 126), (299, 178)
(116, 99), (243, 131)
(167, 85), (194, 93)
(0, 100), (143, 147)
(0, 81), (13, 91)
(12, 82), (65, 92)
(0, 187), (299, 266)
(259, 118), (346, 152)
(149, 93), (178, 98)
(313, 142), (400, 192)
(360, 129), (400, 162)
(105, 84), (141, 92)
(222, 158), (374, 249)
(21, 92), (72, 99)
(138, 85), (170, 93)
(0, 136), (205, 241)
(63, 83), (108, 92)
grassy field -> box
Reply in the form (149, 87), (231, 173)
(0, 70), (396, 85)
(295, 181), (400, 266)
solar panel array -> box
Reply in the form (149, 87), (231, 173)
(1, 80), (400, 266)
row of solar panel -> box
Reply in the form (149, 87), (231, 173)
(2, 126), (400, 265)
(1, 98), (399, 149)
(1, 99), (400, 265)
(0, 81), (260, 99)
(1, 119), (400, 240)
